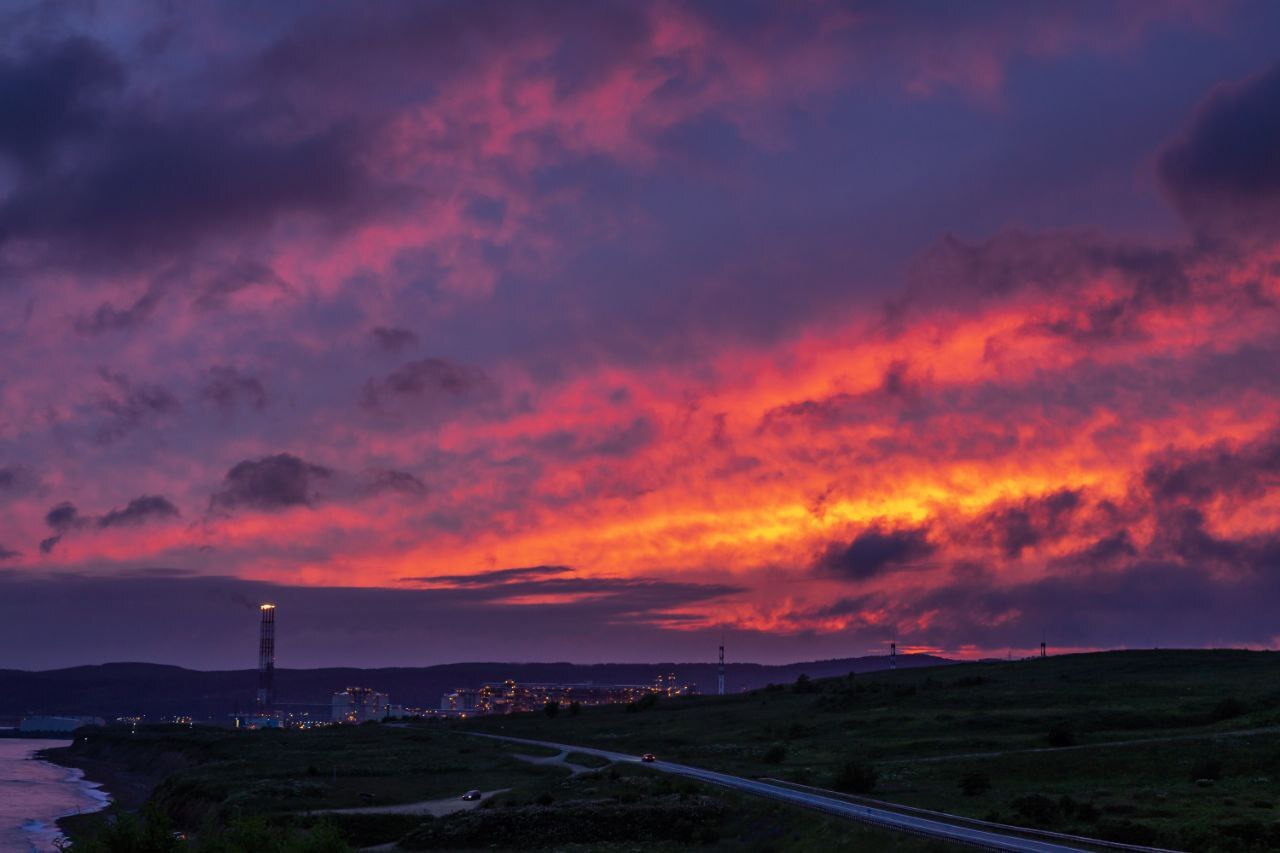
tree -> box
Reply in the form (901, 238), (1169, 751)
(544, 700), (560, 718)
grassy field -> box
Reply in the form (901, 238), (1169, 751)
(464, 649), (1280, 851)
(52, 723), (952, 851)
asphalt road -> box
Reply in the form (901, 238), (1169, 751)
(466, 732), (1086, 852)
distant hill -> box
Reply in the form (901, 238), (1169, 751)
(0, 655), (953, 720)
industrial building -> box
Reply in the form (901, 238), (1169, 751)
(442, 676), (695, 716)
(331, 686), (396, 723)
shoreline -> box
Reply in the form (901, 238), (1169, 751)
(39, 743), (160, 843)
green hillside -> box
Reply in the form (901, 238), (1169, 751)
(465, 649), (1280, 851)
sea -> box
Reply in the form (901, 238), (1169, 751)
(0, 735), (109, 852)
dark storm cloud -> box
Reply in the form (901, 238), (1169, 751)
(0, 119), (376, 269)
(98, 495), (180, 528)
(907, 552), (1280, 652)
(1053, 530), (1138, 569)
(193, 261), (290, 311)
(0, 37), (123, 169)
(361, 358), (490, 412)
(531, 417), (658, 460)
(369, 326), (419, 354)
(909, 231), (1191, 337)
(200, 366), (268, 412)
(975, 489), (1083, 558)
(0, 570), (742, 669)
(209, 453), (333, 512)
(0, 31), (391, 274)
(74, 280), (166, 335)
(0, 465), (38, 498)
(816, 525), (936, 581)
(39, 500), (84, 554)
(93, 370), (181, 444)
(0, 546), (18, 560)
(37, 494), (179, 551)
(1159, 61), (1280, 240)
(364, 468), (427, 497)
(1143, 430), (1280, 505)
(45, 501), (83, 532)
(405, 565), (572, 587)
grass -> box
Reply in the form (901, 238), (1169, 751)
(57, 722), (952, 851)
(464, 649), (1280, 851)
(565, 750), (611, 768)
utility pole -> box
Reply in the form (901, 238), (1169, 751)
(890, 641), (896, 671)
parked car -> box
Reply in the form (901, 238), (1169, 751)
(461, 789), (482, 800)
(640, 753), (657, 763)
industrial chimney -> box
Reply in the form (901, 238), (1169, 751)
(257, 604), (276, 708)
(717, 642), (725, 696)
(890, 641), (896, 670)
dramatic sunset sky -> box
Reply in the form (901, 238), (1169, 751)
(2, 1), (1280, 669)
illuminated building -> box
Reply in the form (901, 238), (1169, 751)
(441, 677), (696, 715)
(331, 686), (391, 723)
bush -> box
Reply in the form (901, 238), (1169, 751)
(569, 701), (581, 716)
(68, 808), (183, 853)
(833, 760), (878, 794)
(958, 772), (991, 797)
(793, 674), (817, 693)
(544, 701), (559, 718)
(1010, 794), (1059, 826)
(762, 744), (787, 764)
(1046, 722), (1076, 747)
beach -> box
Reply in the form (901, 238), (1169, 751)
(0, 737), (109, 852)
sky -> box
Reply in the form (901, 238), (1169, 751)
(3, 0), (1280, 670)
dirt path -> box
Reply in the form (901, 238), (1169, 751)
(511, 748), (608, 775)
(310, 788), (507, 817)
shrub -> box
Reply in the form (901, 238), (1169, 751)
(544, 701), (560, 718)
(1046, 722), (1076, 747)
(833, 760), (878, 794)
(762, 744), (787, 764)
(793, 674), (817, 693)
(569, 701), (581, 716)
(1010, 794), (1059, 826)
(68, 808), (182, 853)
(958, 772), (991, 797)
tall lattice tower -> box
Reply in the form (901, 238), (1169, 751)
(257, 604), (276, 708)
(717, 642), (725, 696)
(890, 640), (896, 670)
